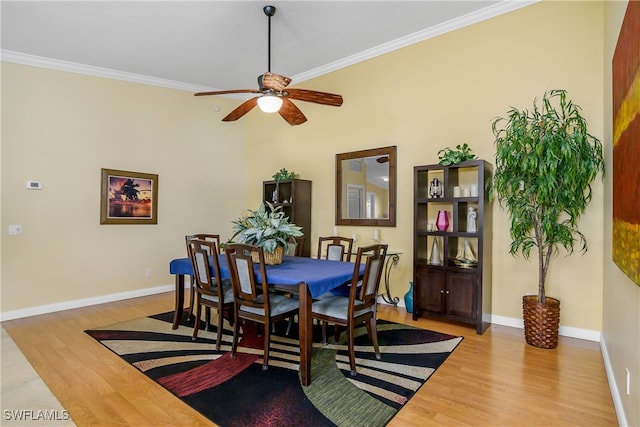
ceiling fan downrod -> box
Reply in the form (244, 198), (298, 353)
(264, 5), (276, 72)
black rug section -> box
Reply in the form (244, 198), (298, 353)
(86, 310), (462, 427)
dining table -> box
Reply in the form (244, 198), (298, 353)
(169, 254), (362, 386)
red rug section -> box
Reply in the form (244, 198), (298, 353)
(157, 322), (265, 397)
(158, 352), (259, 397)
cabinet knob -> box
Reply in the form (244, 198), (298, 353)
(445, 290), (450, 295)
(440, 289), (445, 294)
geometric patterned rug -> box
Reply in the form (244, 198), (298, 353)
(85, 311), (462, 427)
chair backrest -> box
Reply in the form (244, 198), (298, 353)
(186, 238), (224, 297)
(225, 243), (271, 314)
(285, 235), (305, 257)
(350, 244), (388, 308)
(185, 234), (221, 256)
(317, 236), (354, 262)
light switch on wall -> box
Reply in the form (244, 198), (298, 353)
(26, 180), (43, 189)
(9, 225), (23, 235)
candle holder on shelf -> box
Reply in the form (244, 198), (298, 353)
(429, 178), (443, 198)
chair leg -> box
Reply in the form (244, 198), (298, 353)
(205, 307), (211, 331)
(262, 321), (270, 370)
(369, 316), (381, 360)
(191, 295), (201, 341)
(215, 307), (224, 351)
(321, 321), (328, 346)
(231, 313), (240, 359)
(334, 325), (341, 343)
(347, 322), (357, 376)
(285, 316), (294, 336)
(187, 276), (195, 321)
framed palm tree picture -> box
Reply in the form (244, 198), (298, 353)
(100, 168), (158, 224)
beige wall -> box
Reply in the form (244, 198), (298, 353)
(2, 1), (636, 422)
(1, 63), (247, 312)
(603, 1), (640, 425)
(245, 1), (606, 331)
(1, 1), (608, 330)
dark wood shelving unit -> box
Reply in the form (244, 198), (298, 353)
(263, 179), (312, 257)
(413, 160), (492, 334)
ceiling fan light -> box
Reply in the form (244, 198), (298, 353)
(257, 95), (283, 113)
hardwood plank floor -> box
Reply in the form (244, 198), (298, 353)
(2, 292), (617, 426)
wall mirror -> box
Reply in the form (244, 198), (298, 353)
(336, 145), (396, 227)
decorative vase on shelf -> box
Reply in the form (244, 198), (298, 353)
(429, 238), (442, 265)
(404, 281), (414, 313)
(436, 210), (449, 231)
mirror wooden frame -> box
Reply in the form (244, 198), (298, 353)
(335, 145), (396, 227)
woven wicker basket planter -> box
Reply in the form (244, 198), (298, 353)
(251, 246), (284, 265)
(522, 295), (560, 349)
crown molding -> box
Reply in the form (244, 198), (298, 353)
(1, 1), (538, 91)
(0, 50), (210, 93)
(292, 0), (538, 84)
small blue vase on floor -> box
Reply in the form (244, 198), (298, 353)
(404, 281), (414, 313)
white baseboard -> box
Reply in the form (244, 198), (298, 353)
(600, 337), (629, 427)
(490, 314), (601, 342)
(381, 299), (601, 342)
(0, 284), (176, 322)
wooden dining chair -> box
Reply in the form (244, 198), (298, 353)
(317, 236), (353, 261)
(225, 243), (299, 370)
(285, 235), (305, 256)
(311, 243), (388, 376)
(186, 238), (234, 350)
(185, 234), (221, 323)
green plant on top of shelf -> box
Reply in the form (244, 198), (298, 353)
(437, 143), (477, 165)
(272, 168), (300, 181)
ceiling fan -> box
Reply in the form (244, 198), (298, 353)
(194, 5), (343, 126)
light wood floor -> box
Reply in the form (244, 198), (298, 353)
(2, 292), (617, 426)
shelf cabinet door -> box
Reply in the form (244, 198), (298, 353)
(445, 271), (477, 320)
(415, 267), (446, 314)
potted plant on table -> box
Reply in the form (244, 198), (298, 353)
(230, 202), (303, 265)
(491, 89), (604, 349)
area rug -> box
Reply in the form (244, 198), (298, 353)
(85, 311), (462, 427)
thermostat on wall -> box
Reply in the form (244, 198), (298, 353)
(26, 180), (43, 190)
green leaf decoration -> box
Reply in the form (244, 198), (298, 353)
(230, 202), (303, 253)
(437, 143), (477, 165)
(272, 168), (300, 181)
(490, 89), (604, 301)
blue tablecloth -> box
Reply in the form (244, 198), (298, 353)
(170, 255), (359, 298)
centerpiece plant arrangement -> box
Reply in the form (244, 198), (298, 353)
(230, 202), (303, 265)
(491, 89), (604, 349)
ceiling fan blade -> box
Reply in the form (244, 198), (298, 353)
(279, 98), (307, 126)
(222, 97), (259, 121)
(260, 72), (292, 91)
(284, 88), (343, 106)
(195, 89), (257, 97)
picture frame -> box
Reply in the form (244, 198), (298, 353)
(100, 168), (158, 225)
(612, 1), (640, 286)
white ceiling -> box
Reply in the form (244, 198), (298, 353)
(1, 1), (535, 93)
